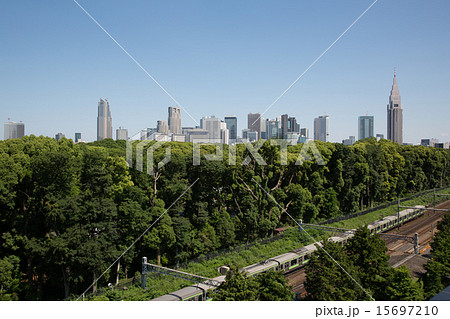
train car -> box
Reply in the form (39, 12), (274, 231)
(151, 275), (225, 301)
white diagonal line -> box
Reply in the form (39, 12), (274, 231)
(253, 0), (379, 125)
(72, 0), (200, 126)
(252, 177), (375, 301)
(76, 178), (199, 300)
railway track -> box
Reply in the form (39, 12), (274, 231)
(384, 200), (449, 255)
(285, 200), (450, 297)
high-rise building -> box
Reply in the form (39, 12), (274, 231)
(97, 98), (112, 141)
(157, 120), (169, 134)
(287, 117), (299, 133)
(248, 113), (262, 140)
(314, 115), (329, 142)
(342, 136), (355, 146)
(280, 114), (289, 138)
(220, 121), (229, 145)
(116, 127), (128, 141)
(358, 116), (374, 140)
(224, 116), (238, 141)
(300, 128), (309, 139)
(201, 116), (228, 142)
(266, 119), (280, 139)
(4, 120), (25, 140)
(75, 132), (82, 143)
(387, 70), (403, 144)
(168, 106), (181, 134)
(421, 138), (439, 147)
(55, 133), (65, 141)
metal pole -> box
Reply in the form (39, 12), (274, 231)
(142, 257), (148, 290)
(414, 233), (419, 255)
(397, 197), (400, 231)
(433, 188), (436, 211)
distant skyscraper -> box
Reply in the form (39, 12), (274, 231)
(168, 106), (181, 134)
(358, 116), (374, 140)
(4, 120), (25, 140)
(342, 136), (355, 146)
(157, 120), (169, 134)
(55, 133), (65, 141)
(300, 128), (309, 138)
(116, 127), (128, 141)
(224, 116), (237, 141)
(281, 114), (289, 138)
(287, 117), (299, 133)
(266, 119), (280, 139)
(97, 98), (112, 141)
(201, 116), (226, 141)
(314, 115), (329, 142)
(75, 132), (82, 143)
(387, 70), (403, 144)
(248, 113), (262, 140)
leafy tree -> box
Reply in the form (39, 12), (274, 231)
(255, 270), (294, 301)
(423, 213), (450, 299)
(213, 266), (293, 301)
(305, 241), (367, 301)
(346, 226), (390, 300)
(385, 266), (424, 301)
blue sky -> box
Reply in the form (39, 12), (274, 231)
(1, 0), (449, 143)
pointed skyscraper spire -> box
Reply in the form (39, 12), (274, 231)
(387, 69), (403, 145)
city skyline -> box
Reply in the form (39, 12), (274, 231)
(1, 1), (449, 143)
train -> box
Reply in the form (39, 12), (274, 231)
(151, 205), (425, 301)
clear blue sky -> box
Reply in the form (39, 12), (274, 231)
(1, 0), (449, 143)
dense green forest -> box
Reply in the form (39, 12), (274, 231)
(0, 136), (448, 300)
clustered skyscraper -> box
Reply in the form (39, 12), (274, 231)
(387, 70), (403, 144)
(97, 98), (112, 141)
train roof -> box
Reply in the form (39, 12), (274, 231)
(151, 275), (225, 301)
(244, 258), (279, 275)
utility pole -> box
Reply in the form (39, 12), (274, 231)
(142, 257), (148, 290)
(414, 233), (419, 255)
(397, 197), (400, 231)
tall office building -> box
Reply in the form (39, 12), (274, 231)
(157, 120), (169, 134)
(201, 116), (225, 141)
(168, 106), (181, 134)
(4, 120), (25, 140)
(55, 133), (65, 141)
(358, 116), (374, 140)
(97, 98), (112, 141)
(387, 70), (403, 144)
(266, 119), (280, 139)
(116, 127), (128, 141)
(314, 115), (329, 142)
(248, 113), (262, 140)
(300, 128), (309, 139)
(75, 132), (82, 143)
(287, 116), (299, 133)
(280, 114), (289, 138)
(224, 116), (237, 141)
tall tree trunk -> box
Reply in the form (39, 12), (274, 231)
(93, 273), (97, 294)
(157, 247), (161, 266)
(62, 266), (70, 300)
(115, 259), (120, 286)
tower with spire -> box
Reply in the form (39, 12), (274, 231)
(387, 69), (403, 144)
